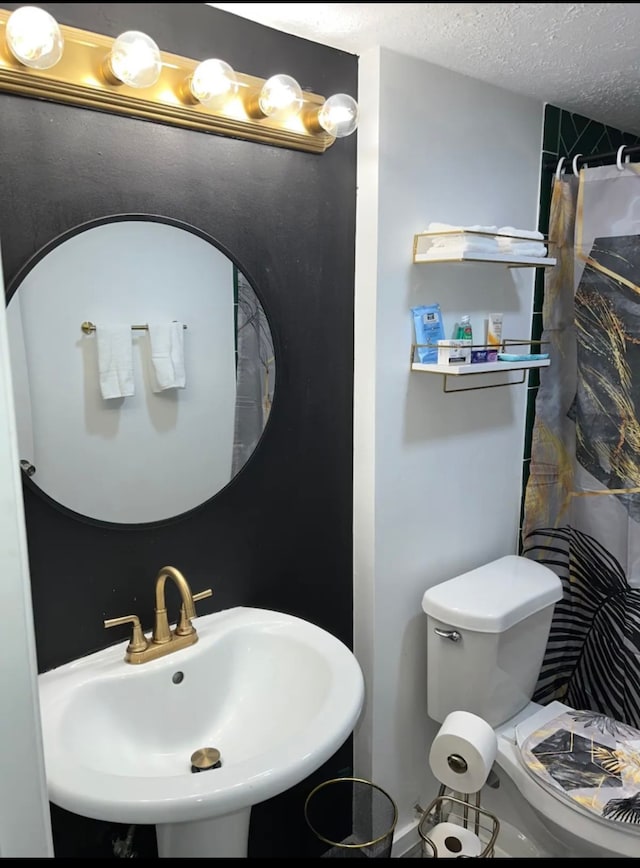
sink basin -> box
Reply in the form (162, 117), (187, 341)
(38, 607), (364, 858)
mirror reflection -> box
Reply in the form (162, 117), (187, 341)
(6, 216), (275, 524)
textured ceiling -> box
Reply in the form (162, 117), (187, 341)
(207, 3), (640, 135)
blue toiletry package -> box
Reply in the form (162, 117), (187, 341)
(497, 352), (550, 362)
(411, 303), (446, 363)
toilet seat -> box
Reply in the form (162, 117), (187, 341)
(495, 701), (640, 858)
(518, 705), (640, 831)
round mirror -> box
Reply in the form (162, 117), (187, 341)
(6, 215), (276, 525)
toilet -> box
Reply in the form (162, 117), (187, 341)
(422, 555), (640, 859)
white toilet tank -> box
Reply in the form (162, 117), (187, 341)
(422, 555), (563, 728)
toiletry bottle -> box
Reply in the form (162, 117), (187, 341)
(456, 315), (473, 343)
(487, 312), (503, 350)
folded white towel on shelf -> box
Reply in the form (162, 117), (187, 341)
(426, 222), (500, 234)
(419, 222), (547, 258)
(430, 237), (501, 253)
(497, 226), (544, 241)
(96, 324), (135, 400)
(147, 322), (186, 392)
(496, 239), (548, 257)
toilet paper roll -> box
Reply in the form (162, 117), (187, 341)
(424, 821), (483, 858)
(429, 710), (497, 793)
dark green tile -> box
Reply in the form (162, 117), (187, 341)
(572, 113), (590, 138)
(572, 123), (607, 162)
(533, 283), (545, 320)
(531, 311), (544, 341)
(538, 169), (553, 235)
(520, 458), (531, 503)
(559, 110), (578, 156)
(528, 366), (540, 389)
(523, 389), (538, 460)
(603, 126), (633, 151)
(543, 104), (561, 154)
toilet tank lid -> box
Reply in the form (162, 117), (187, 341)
(421, 555), (563, 633)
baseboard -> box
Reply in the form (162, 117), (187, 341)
(391, 818), (421, 858)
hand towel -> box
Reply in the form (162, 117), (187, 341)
(148, 322), (186, 392)
(96, 324), (135, 400)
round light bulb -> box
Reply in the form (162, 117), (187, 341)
(107, 31), (161, 89)
(5, 6), (63, 70)
(317, 93), (359, 138)
(258, 73), (303, 120)
(189, 58), (238, 107)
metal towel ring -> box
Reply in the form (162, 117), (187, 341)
(572, 153), (584, 176)
(554, 156), (566, 181)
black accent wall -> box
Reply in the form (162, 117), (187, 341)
(0, 3), (357, 858)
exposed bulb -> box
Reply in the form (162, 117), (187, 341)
(318, 93), (359, 138)
(189, 58), (238, 107)
(107, 31), (161, 89)
(258, 73), (303, 119)
(6, 6), (64, 70)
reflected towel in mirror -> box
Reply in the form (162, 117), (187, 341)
(97, 324), (135, 400)
(148, 322), (186, 391)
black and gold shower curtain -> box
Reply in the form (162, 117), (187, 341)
(522, 164), (640, 729)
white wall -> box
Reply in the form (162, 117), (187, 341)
(353, 48), (544, 850)
(0, 242), (53, 857)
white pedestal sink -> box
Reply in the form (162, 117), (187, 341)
(38, 607), (364, 858)
(156, 810), (251, 858)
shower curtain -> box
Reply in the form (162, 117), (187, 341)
(522, 162), (640, 729)
(232, 269), (274, 476)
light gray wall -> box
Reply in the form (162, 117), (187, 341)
(0, 242), (53, 857)
(354, 47), (544, 851)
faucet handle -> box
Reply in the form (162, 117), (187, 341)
(193, 589), (213, 604)
(176, 588), (213, 636)
(104, 614), (148, 653)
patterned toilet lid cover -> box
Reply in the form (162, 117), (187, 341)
(519, 708), (640, 829)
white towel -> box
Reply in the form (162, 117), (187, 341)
(148, 322), (186, 392)
(496, 239), (548, 256)
(430, 237), (501, 253)
(497, 226), (544, 241)
(426, 222), (499, 234)
(96, 324), (135, 400)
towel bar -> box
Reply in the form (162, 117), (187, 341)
(81, 321), (187, 334)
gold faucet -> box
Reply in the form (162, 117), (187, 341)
(104, 565), (212, 664)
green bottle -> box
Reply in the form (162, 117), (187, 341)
(456, 315), (473, 342)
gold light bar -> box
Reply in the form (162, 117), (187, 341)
(0, 8), (336, 153)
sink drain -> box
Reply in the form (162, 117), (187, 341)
(190, 747), (222, 773)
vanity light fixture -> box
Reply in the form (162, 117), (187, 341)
(0, 6), (358, 153)
(5, 5), (63, 69)
(103, 30), (162, 89)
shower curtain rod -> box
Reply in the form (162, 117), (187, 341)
(544, 144), (640, 173)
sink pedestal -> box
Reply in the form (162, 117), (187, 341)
(156, 807), (251, 858)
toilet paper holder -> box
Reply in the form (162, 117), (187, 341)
(417, 786), (500, 858)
